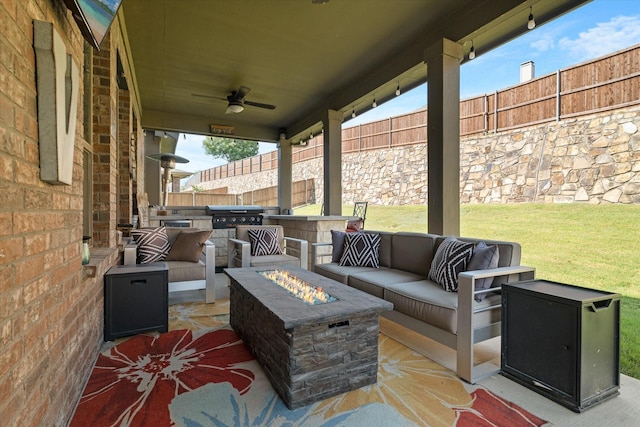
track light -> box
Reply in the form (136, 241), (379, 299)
(372, 97), (377, 108)
(468, 41), (476, 60)
(527, 6), (536, 30)
(395, 83), (401, 96)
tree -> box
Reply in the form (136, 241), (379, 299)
(202, 136), (259, 162)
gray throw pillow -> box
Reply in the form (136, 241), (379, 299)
(428, 237), (475, 292)
(331, 230), (347, 263)
(467, 242), (500, 301)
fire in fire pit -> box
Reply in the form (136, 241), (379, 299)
(258, 269), (337, 305)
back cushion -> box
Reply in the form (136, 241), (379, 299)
(391, 232), (437, 276)
(445, 236), (522, 286)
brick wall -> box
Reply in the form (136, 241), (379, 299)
(0, 1), (138, 425)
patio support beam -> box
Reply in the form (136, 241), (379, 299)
(322, 109), (343, 215)
(278, 132), (293, 213)
(425, 38), (463, 235)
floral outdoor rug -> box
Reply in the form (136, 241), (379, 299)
(70, 301), (548, 427)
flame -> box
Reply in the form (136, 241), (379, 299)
(259, 269), (336, 305)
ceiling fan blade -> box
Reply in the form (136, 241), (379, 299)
(244, 100), (276, 110)
(236, 85), (251, 99)
(192, 93), (227, 101)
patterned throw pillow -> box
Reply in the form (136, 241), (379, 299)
(428, 237), (475, 292)
(339, 233), (380, 268)
(248, 228), (283, 256)
(130, 226), (171, 264)
(467, 242), (500, 301)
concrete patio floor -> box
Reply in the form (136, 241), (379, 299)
(169, 273), (640, 426)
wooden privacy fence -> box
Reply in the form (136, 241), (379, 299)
(169, 179), (315, 207)
(189, 44), (640, 185)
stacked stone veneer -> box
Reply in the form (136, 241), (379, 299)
(229, 270), (390, 409)
(198, 107), (640, 205)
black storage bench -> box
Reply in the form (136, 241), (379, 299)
(501, 279), (620, 412)
(104, 262), (169, 341)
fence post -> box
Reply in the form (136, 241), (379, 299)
(484, 94), (489, 133)
(556, 70), (561, 122)
(389, 117), (392, 148)
(494, 90), (498, 133)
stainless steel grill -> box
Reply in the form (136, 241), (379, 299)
(205, 205), (264, 229)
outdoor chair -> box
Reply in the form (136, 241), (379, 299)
(352, 201), (368, 228)
(123, 226), (216, 303)
(228, 225), (309, 270)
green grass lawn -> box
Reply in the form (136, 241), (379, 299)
(295, 203), (640, 379)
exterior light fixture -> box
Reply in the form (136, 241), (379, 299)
(372, 97), (377, 108)
(468, 41), (476, 60)
(527, 6), (536, 30)
(351, 109), (356, 118)
(395, 83), (401, 96)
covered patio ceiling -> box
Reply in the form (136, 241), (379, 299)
(120, 0), (589, 145)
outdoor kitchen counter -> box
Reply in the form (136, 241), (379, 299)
(263, 215), (354, 267)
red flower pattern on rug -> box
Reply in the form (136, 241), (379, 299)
(453, 388), (548, 426)
(70, 328), (255, 427)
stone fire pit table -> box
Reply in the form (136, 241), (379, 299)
(225, 266), (393, 409)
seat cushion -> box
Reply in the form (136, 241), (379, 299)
(249, 254), (300, 268)
(166, 260), (205, 282)
(384, 280), (501, 334)
(348, 268), (426, 299)
(313, 263), (383, 285)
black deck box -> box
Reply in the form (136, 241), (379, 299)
(104, 262), (169, 341)
(501, 279), (620, 412)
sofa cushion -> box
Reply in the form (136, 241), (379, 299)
(248, 228), (283, 256)
(467, 242), (500, 301)
(130, 226), (170, 264)
(428, 237), (474, 292)
(339, 232), (380, 268)
(165, 230), (211, 263)
(348, 268), (426, 299)
(384, 280), (501, 334)
(313, 263), (382, 285)
(390, 232), (437, 276)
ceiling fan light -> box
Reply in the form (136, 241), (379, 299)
(226, 103), (244, 114)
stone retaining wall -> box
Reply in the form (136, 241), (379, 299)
(198, 106), (640, 205)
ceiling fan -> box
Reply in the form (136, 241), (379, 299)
(193, 85), (276, 114)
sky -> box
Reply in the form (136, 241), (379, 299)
(175, 0), (640, 176)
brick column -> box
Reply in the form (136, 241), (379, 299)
(92, 42), (118, 247)
(118, 88), (133, 225)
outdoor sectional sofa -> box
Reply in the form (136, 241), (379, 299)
(311, 230), (535, 384)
